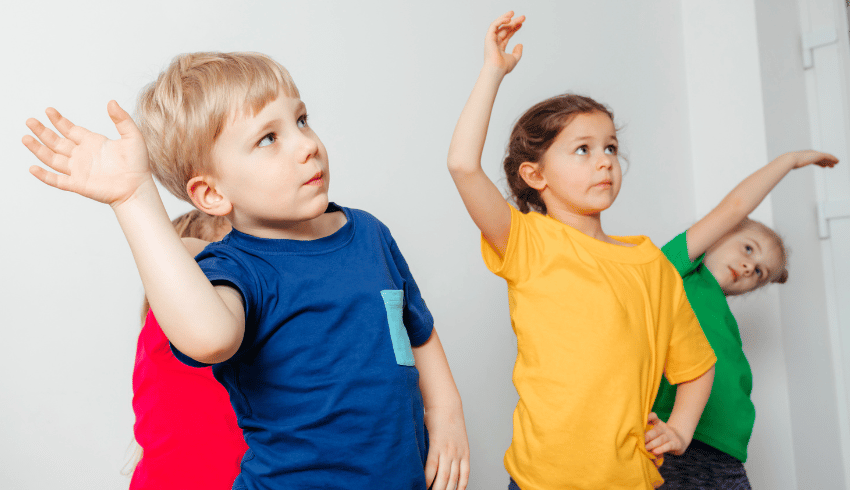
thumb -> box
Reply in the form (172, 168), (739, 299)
(107, 100), (141, 139)
(512, 43), (524, 62)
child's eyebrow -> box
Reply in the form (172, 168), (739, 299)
(249, 118), (282, 142)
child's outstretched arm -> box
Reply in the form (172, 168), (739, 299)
(686, 150), (839, 261)
(413, 329), (470, 490)
(447, 11), (524, 257)
(645, 366), (715, 456)
(23, 102), (245, 363)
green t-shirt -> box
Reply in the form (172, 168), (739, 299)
(651, 231), (755, 462)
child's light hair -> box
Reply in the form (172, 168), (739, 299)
(735, 218), (789, 284)
(135, 52), (300, 203)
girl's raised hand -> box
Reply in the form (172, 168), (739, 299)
(784, 150), (839, 169)
(23, 100), (153, 209)
(484, 11), (525, 75)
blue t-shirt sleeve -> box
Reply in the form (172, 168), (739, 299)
(661, 230), (705, 278)
(169, 244), (256, 367)
(388, 237), (434, 347)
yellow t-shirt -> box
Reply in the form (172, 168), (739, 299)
(482, 206), (716, 490)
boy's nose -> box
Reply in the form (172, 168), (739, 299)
(298, 135), (320, 163)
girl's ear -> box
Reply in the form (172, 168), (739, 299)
(519, 162), (547, 191)
(187, 176), (233, 217)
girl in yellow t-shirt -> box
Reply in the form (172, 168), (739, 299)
(447, 12), (717, 490)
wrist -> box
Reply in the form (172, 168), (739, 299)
(480, 63), (507, 82)
(111, 177), (162, 217)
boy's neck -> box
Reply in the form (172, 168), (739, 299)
(230, 209), (347, 241)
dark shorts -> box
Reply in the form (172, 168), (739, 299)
(658, 440), (751, 489)
(508, 477), (521, 490)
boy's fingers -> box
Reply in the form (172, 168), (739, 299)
(447, 459), (460, 490)
(107, 100), (141, 139)
(22, 134), (69, 174)
(424, 453), (438, 487)
(29, 165), (69, 192)
(458, 458), (470, 490)
(46, 107), (85, 144)
(25, 118), (74, 157)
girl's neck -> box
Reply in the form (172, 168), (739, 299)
(545, 204), (624, 246)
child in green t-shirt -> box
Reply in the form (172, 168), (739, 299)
(648, 150), (838, 488)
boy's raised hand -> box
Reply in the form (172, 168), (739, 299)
(784, 149), (839, 169)
(484, 11), (524, 75)
(23, 100), (152, 209)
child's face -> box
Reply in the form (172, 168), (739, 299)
(536, 111), (621, 215)
(704, 227), (783, 296)
(210, 91), (329, 236)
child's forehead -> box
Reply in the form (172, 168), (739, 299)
(227, 87), (301, 124)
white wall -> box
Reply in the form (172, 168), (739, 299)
(2, 0), (839, 488)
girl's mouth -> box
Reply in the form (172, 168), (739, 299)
(728, 266), (739, 281)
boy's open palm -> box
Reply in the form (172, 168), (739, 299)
(484, 11), (524, 75)
(23, 101), (152, 208)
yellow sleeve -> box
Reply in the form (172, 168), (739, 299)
(664, 274), (717, 385)
(480, 205), (534, 284)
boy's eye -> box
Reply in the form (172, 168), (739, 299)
(258, 133), (276, 148)
(755, 267), (762, 277)
(605, 144), (618, 155)
(575, 145), (588, 155)
(745, 245), (753, 254)
(297, 114), (309, 129)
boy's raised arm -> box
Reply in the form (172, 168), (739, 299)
(447, 12), (524, 257)
(685, 150), (838, 261)
(23, 101), (244, 364)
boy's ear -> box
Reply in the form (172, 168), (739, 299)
(518, 162), (547, 191)
(187, 176), (232, 217)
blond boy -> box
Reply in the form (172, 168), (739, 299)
(23, 52), (469, 490)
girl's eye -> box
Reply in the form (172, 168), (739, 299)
(605, 145), (618, 155)
(745, 245), (753, 254)
(258, 133), (276, 148)
(755, 267), (762, 277)
(297, 114), (309, 129)
(575, 145), (588, 155)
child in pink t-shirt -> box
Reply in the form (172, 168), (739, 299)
(130, 210), (247, 490)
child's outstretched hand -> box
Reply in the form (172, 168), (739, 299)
(644, 412), (688, 457)
(424, 405), (470, 490)
(484, 11), (525, 76)
(23, 101), (152, 209)
(783, 150), (839, 169)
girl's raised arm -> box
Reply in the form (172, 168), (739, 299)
(447, 12), (524, 258)
(686, 150), (838, 261)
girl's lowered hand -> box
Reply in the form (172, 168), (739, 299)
(23, 100), (153, 210)
(644, 412), (688, 456)
(483, 11), (524, 76)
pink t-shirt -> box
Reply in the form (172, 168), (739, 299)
(131, 310), (247, 489)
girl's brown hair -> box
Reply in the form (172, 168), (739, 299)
(504, 94), (615, 214)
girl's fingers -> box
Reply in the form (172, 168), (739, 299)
(447, 459), (460, 490)
(424, 454), (438, 488)
(45, 107), (86, 144)
(22, 134), (69, 175)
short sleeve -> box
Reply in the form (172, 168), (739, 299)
(481, 205), (538, 284)
(169, 245), (257, 367)
(389, 238), (434, 347)
(661, 231), (704, 278)
(664, 278), (717, 385)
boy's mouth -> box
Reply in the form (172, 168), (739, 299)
(305, 171), (323, 186)
(728, 266), (739, 282)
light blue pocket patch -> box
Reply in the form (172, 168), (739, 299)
(381, 289), (415, 366)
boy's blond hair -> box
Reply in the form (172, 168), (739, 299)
(135, 52), (299, 203)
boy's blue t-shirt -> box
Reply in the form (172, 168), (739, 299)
(172, 203), (433, 489)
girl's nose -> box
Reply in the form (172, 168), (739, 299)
(740, 261), (754, 275)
